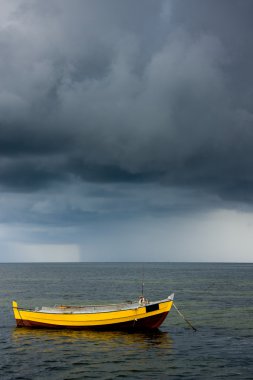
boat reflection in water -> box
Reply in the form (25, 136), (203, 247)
(12, 327), (173, 352)
(11, 328), (173, 380)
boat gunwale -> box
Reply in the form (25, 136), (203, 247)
(16, 298), (173, 315)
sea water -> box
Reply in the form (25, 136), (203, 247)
(0, 263), (252, 379)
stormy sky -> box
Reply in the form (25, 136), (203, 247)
(0, 0), (253, 262)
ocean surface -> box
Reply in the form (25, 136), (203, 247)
(0, 263), (252, 379)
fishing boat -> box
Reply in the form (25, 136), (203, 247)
(12, 294), (174, 330)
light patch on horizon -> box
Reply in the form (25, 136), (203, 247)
(78, 209), (253, 263)
(0, 243), (80, 262)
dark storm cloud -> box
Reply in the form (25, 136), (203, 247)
(0, 0), (253, 202)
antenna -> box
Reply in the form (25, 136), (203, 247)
(141, 263), (144, 298)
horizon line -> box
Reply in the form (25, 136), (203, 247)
(0, 261), (252, 264)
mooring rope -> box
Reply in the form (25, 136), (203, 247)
(173, 303), (197, 332)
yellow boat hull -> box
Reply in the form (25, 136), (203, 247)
(12, 298), (174, 330)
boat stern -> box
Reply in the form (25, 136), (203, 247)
(12, 300), (18, 321)
(12, 301), (24, 327)
(12, 300), (18, 314)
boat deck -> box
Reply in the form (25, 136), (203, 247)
(37, 302), (140, 314)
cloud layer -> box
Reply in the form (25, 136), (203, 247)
(0, 0), (252, 199)
(1, 1), (253, 261)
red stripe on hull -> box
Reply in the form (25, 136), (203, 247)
(15, 311), (169, 331)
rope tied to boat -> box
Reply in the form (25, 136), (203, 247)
(173, 303), (197, 332)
